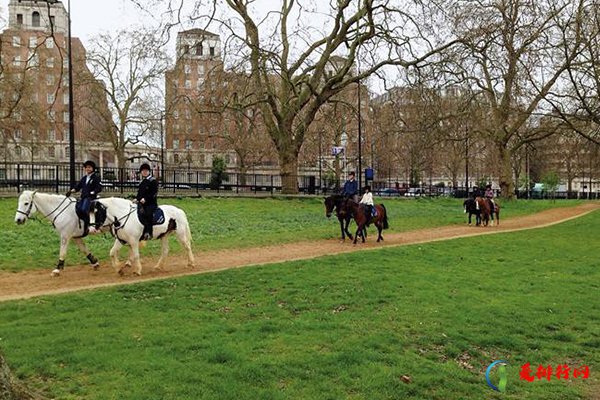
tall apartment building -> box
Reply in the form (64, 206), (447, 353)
(165, 29), (234, 169)
(0, 0), (113, 168)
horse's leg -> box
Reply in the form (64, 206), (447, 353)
(153, 236), (169, 271)
(51, 235), (71, 276)
(344, 217), (353, 240)
(339, 218), (346, 242)
(130, 241), (143, 276)
(376, 221), (383, 242)
(175, 221), (195, 268)
(109, 239), (125, 275)
(496, 211), (500, 225)
(73, 238), (99, 270)
(353, 224), (362, 245)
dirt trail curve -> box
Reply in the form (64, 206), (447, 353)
(1, 203), (598, 302)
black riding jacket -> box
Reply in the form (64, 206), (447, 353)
(136, 176), (158, 207)
(73, 172), (102, 200)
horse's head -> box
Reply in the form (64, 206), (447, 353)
(15, 190), (37, 224)
(91, 201), (108, 230)
(324, 196), (336, 218)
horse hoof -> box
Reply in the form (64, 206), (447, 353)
(118, 269), (125, 276)
(91, 263), (100, 271)
(51, 269), (61, 277)
(133, 272), (142, 276)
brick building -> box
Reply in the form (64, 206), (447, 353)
(0, 0), (113, 169)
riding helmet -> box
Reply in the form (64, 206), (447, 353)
(83, 160), (97, 170)
(139, 163), (152, 173)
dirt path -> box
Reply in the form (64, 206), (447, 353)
(1, 203), (597, 302)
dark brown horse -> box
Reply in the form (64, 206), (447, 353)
(345, 201), (389, 244)
(324, 194), (354, 241)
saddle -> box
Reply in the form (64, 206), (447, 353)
(137, 207), (165, 225)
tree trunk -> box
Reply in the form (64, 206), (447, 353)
(279, 150), (299, 194)
(498, 144), (515, 199)
(0, 351), (41, 400)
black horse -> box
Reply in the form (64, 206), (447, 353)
(324, 194), (354, 241)
(463, 198), (481, 226)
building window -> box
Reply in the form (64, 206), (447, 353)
(47, 93), (55, 104)
(63, 93), (69, 104)
(195, 43), (203, 56)
(46, 57), (54, 68)
(46, 75), (54, 86)
(48, 129), (56, 141)
(210, 46), (215, 56)
(13, 56), (21, 66)
(48, 110), (56, 121)
(46, 37), (54, 49)
(174, 153), (180, 163)
(14, 112), (21, 122)
(14, 129), (22, 139)
(225, 154), (231, 165)
(17, 14), (23, 25)
(173, 139), (180, 150)
(184, 64), (191, 74)
(48, 146), (55, 158)
(197, 64), (204, 75)
(173, 110), (179, 120)
(12, 36), (20, 47)
(185, 139), (192, 150)
(32, 12), (41, 27)
(15, 146), (22, 156)
(184, 80), (191, 89)
(199, 141), (205, 150)
(185, 109), (191, 120)
(63, 111), (69, 122)
(29, 37), (37, 48)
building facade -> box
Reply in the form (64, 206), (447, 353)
(0, 0), (114, 170)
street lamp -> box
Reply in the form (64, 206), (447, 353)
(341, 131), (348, 180)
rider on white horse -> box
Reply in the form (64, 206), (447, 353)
(136, 163), (158, 241)
(68, 160), (102, 237)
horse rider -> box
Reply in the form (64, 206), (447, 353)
(359, 185), (376, 219)
(67, 160), (102, 236)
(136, 163), (158, 241)
(485, 184), (495, 212)
(471, 185), (481, 210)
(342, 171), (359, 203)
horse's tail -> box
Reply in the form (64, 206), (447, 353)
(182, 212), (193, 243)
(381, 204), (389, 229)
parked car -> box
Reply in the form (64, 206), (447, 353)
(375, 187), (400, 197)
(404, 188), (423, 197)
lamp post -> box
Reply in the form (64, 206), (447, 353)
(341, 131), (348, 181)
(318, 130), (322, 193)
(66, 0), (75, 187)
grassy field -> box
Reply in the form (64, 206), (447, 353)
(0, 207), (597, 399)
(0, 195), (582, 271)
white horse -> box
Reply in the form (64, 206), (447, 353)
(14, 190), (101, 276)
(92, 197), (195, 276)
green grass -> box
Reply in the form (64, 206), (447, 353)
(0, 196), (582, 271)
(0, 207), (597, 399)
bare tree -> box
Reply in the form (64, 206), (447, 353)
(86, 29), (170, 170)
(446, 0), (585, 198)
(141, 0), (455, 193)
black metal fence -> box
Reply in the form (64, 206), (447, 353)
(1, 162), (598, 199)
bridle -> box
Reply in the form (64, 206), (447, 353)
(16, 191), (38, 218)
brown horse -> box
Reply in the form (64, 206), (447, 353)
(486, 199), (500, 225)
(345, 201), (389, 244)
(475, 197), (491, 226)
(324, 194), (354, 241)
